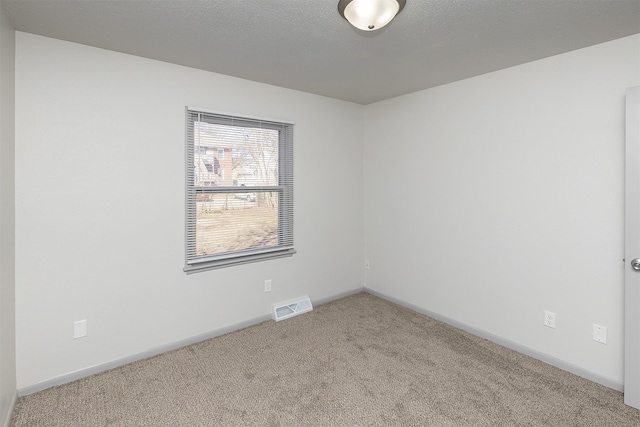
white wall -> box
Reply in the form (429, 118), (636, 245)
(0, 2), (16, 424)
(14, 33), (364, 391)
(364, 34), (640, 387)
(13, 27), (639, 395)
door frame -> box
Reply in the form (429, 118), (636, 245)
(625, 85), (640, 409)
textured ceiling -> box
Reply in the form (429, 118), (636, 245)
(3, 0), (640, 105)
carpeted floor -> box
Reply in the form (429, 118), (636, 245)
(11, 292), (640, 426)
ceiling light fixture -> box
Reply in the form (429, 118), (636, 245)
(338, 0), (406, 31)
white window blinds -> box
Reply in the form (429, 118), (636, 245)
(185, 108), (294, 272)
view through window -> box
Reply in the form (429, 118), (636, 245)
(185, 109), (294, 272)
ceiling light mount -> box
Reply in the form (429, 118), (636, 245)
(338, 0), (406, 31)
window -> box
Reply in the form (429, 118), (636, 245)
(185, 108), (295, 272)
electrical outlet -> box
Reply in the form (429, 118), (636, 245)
(364, 259), (370, 270)
(264, 279), (272, 293)
(593, 324), (607, 344)
(544, 310), (556, 328)
(74, 320), (87, 339)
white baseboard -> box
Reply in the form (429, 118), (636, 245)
(2, 389), (17, 427)
(18, 286), (365, 397)
(364, 287), (623, 392)
(18, 313), (272, 397)
(312, 286), (364, 306)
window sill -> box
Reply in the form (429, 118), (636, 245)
(184, 249), (296, 274)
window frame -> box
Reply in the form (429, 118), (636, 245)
(184, 107), (295, 273)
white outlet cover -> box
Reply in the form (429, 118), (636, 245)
(593, 324), (607, 344)
(544, 310), (556, 328)
(74, 320), (87, 339)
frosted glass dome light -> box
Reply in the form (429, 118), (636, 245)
(338, 0), (406, 31)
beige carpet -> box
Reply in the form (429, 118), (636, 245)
(11, 292), (640, 426)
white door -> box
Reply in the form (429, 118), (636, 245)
(625, 86), (640, 409)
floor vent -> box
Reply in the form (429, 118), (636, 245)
(273, 296), (313, 322)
